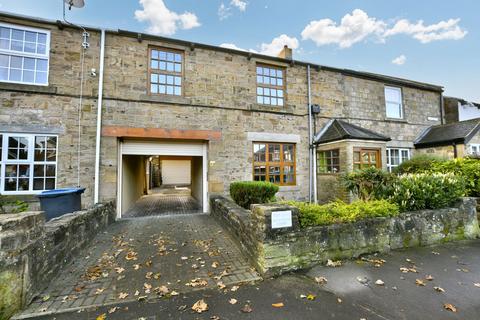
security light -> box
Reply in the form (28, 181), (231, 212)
(64, 0), (85, 9)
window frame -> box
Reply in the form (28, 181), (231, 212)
(252, 142), (296, 186)
(0, 22), (51, 86)
(384, 86), (404, 119)
(353, 148), (382, 170)
(147, 46), (184, 97)
(386, 148), (410, 172)
(0, 133), (58, 195)
(317, 149), (340, 174)
(256, 63), (286, 107)
(470, 144), (480, 155)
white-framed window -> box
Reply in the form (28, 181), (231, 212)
(470, 144), (480, 155)
(386, 148), (410, 172)
(0, 22), (50, 86)
(0, 133), (57, 194)
(385, 86), (403, 119)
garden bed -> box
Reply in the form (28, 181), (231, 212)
(210, 196), (480, 277)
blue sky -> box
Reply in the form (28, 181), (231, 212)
(1, 0), (479, 101)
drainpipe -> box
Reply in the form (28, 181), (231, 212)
(312, 112), (318, 204)
(94, 29), (106, 204)
(307, 65), (313, 203)
(453, 142), (458, 159)
(440, 92), (445, 125)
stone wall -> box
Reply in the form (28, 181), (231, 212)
(0, 202), (115, 319)
(211, 196), (480, 277)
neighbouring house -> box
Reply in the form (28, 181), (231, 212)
(0, 11), (446, 213)
(444, 96), (480, 124)
(415, 118), (480, 159)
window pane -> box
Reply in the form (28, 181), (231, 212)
(12, 29), (23, 40)
(256, 66), (262, 75)
(254, 143), (266, 162)
(150, 84), (158, 93)
(35, 71), (47, 84)
(385, 87), (401, 103)
(159, 74), (166, 84)
(11, 40), (23, 51)
(151, 73), (158, 83)
(24, 42), (36, 53)
(166, 86), (173, 95)
(174, 76), (181, 85)
(166, 52), (174, 61)
(257, 96), (263, 104)
(34, 165), (45, 176)
(256, 75), (263, 83)
(151, 60), (159, 69)
(151, 50), (159, 59)
(159, 85), (166, 94)
(174, 53), (182, 62)
(166, 62), (174, 71)
(386, 102), (401, 118)
(35, 148), (45, 161)
(23, 57), (35, 70)
(10, 56), (22, 69)
(46, 149), (56, 161)
(36, 59), (48, 72)
(33, 178), (44, 190)
(36, 44), (46, 55)
(37, 33), (47, 45)
(159, 51), (166, 60)
(268, 144), (281, 161)
(0, 67), (8, 80)
(0, 39), (9, 50)
(159, 61), (165, 70)
(174, 63), (181, 72)
(23, 70), (34, 83)
(0, 27), (10, 39)
(45, 178), (55, 190)
(174, 86), (181, 95)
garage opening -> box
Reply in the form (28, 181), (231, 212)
(117, 140), (207, 218)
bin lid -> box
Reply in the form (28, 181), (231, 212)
(37, 187), (86, 198)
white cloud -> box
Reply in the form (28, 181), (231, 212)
(218, 3), (231, 21)
(231, 0), (247, 12)
(301, 9), (386, 48)
(301, 9), (467, 48)
(392, 54), (407, 65)
(384, 18), (467, 43)
(134, 0), (200, 36)
(259, 34), (299, 56)
(219, 43), (246, 51)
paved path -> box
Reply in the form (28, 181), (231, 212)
(123, 193), (201, 218)
(14, 215), (260, 319)
(19, 240), (480, 320)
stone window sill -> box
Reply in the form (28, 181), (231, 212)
(0, 82), (57, 94)
(278, 185), (301, 192)
(250, 104), (294, 114)
(384, 118), (408, 123)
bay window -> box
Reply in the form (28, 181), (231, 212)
(1, 133), (57, 194)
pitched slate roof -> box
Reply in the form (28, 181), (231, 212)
(314, 119), (391, 144)
(415, 118), (480, 148)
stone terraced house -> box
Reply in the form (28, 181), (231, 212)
(0, 12), (451, 216)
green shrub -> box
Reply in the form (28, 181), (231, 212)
(0, 195), (28, 214)
(342, 167), (394, 201)
(393, 154), (445, 175)
(389, 173), (466, 212)
(230, 181), (279, 209)
(431, 158), (480, 197)
(283, 199), (399, 227)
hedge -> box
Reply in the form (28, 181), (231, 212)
(283, 199), (399, 227)
(230, 181), (279, 209)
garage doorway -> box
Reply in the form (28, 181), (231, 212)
(117, 140), (208, 218)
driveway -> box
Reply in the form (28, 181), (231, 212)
(14, 214), (260, 319)
(18, 240), (480, 320)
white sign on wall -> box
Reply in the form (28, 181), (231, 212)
(271, 210), (293, 229)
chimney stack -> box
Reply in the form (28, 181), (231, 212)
(277, 45), (292, 60)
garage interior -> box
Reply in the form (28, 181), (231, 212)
(120, 154), (204, 217)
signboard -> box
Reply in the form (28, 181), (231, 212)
(271, 210), (293, 229)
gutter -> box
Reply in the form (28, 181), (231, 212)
(94, 29), (106, 204)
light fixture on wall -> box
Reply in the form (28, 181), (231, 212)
(65, 0), (85, 9)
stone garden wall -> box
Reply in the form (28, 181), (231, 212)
(0, 202), (116, 320)
(210, 196), (480, 277)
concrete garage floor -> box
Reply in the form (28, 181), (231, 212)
(20, 240), (480, 320)
(123, 186), (201, 218)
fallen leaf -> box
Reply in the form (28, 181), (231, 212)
(134, 290), (140, 296)
(170, 290), (179, 296)
(125, 251), (138, 261)
(144, 283), (152, 293)
(474, 283), (480, 288)
(241, 304), (253, 313)
(337, 297), (342, 303)
(192, 299), (208, 313)
(95, 288), (105, 295)
(39, 307), (48, 312)
(108, 307), (118, 314)
(211, 316), (220, 320)
(231, 285), (240, 292)
(96, 314), (106, 320)
(326, 259), (342, 267)
(211, 261), (220, 268)
(115, 267), (125, 274)
(272, 302), (284, 308)
(155, 285), (170, 294)
(229, 298), (238, 305)
(415, 279), (426, 286)
(118, 292), (129, 299)
(356, 276), (369, 284)
(181, 256), (189, 260)
(133, 264), (141, 270)
(432, 251), (440, 255)
(74, 285), (85, 292)
(186, 278), (208, 288)
(145, 260), (152, 267)
(434, 286), (445, 293)
(444, 303), (457, 312)
(42, 295), (50, 302)
(217, 282), (226, 290)
(375, 279), (385, 286)
(145, 272), (153, 279)
(314, 276), (327, 284)
(425, 275), (434, 281)
(306, 294), (316, 301)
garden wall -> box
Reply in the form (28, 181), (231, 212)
(0, 202), (116, 320)
(210, 196), (480, 277)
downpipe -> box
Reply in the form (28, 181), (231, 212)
(94, 29), (106, 204)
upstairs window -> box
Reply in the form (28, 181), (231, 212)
(0, 23), (50, 85)
(470, 144), (480, 155)
(256, 64), (285, 106)
(0, 133), (57, 194)
(317, 149), (340, 173)
(385, 86), (403, 119)
(149, 47), (183, 96)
